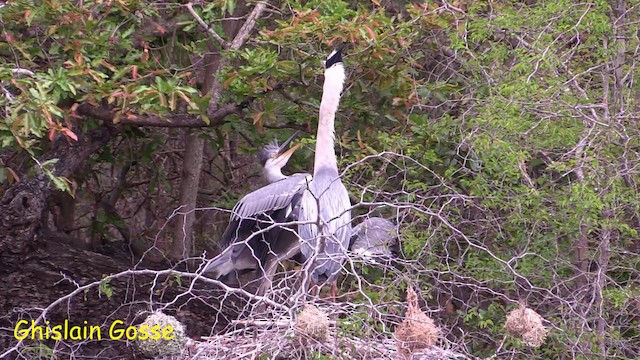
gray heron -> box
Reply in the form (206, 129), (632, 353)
(298, 48), (352, 298)
(203, 132), (308, 295)
(349, 217), (399, 260)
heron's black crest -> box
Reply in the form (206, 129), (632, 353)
(257, 140), (280, 166)
(324, 48), (343, 69)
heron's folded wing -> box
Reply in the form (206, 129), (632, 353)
(350, 217), (398, 257)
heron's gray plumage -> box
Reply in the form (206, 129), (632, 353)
(299, 167), (351, 282)
(221, 173), (310, 248)
(350, 217), (399, 259)
(203, 135), (307, 286)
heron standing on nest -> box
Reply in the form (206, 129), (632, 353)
(298, 48), (352, 298)
(203, 132), (308, 295)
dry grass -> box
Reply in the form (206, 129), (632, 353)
(136, 312), (187, 357)
(295, 304), (331, 343)
(165, 299), (467, 360)
(394, 287), (440, 359)
(504, 302), (549, 348)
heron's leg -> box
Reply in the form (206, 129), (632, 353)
(252, 257), (277, 314)
(256, 255), (277, 297)
(310, 281), (319, 297)
(329, 281), (338, 302)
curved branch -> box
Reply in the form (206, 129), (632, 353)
(76, 80), (306, 128)
(76, 102), (241, 128)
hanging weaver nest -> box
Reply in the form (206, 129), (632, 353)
(135, 311), (187, 357)
(295, 304), (331, 343)
(504, 302), (549, 348)
(394, 287), (440, 358)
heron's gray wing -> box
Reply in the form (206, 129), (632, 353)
(299, 169), (352, 282)
(231, 173), (310, 220)
(219, 173), (310, 250)
(350, 217), (398, 257)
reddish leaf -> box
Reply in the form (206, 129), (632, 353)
(124, 112), (138, 120)
(357, 130), (366, 150)
(113, 111), (122, 124)
(61, 128), (78, 141)
(141, 47), (149, 63)
(154, 22), (166, 35)
(70, 103), (82, 119)
(363, 24), (377, 42)
(101, 60), (117, 72)
(328, 36), (340, 46)
(223, 75), (237, 89)
(253, 111), (264, 125)
(74, 52), (84, 66)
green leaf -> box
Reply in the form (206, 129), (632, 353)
(98, 278), (114, 299)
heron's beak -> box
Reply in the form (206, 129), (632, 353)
(277, 143), (302, 163)
(277, 130), (300, 154)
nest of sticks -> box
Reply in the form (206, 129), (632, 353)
(174, 301), (467, 360)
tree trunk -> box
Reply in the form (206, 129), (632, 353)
(0, 126), (116, 259)
(170, 131), (205, 259)
(170, 0), (266, 260)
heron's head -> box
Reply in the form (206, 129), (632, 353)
(322, 47), (345, 95)
(257, 131), (301, 171)
(323, 47), (343, 69)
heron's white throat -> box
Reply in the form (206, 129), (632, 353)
(314, 62), (345, 174)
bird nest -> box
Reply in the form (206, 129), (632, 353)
(295, 304), (331, 343)
(394, 287), (440, 359)
(135, 312), (187, 358)
(504, 303), (549, 348)
(174, 301), (466, 360)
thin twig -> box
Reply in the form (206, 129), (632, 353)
(1, 83), (14, 102)
(185, 2), (227, 48)
(11, 68), (35, 77)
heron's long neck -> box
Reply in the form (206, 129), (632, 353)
(314, 64), (345, 176)
(263, 166), (286, 183)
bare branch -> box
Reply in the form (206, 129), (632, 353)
(228, 1), (267, 50)
(11, 68), (34, 77)
(185, 2), (227, 48)
(0, 83), (14, 102)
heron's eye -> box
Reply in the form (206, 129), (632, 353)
(270, 153), (277, 159)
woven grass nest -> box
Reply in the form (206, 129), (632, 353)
(394, 287), (440, 359)
(135, 311), (187, 357)
(295, 304), (331, 343)
(504, 302), (549, 348)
